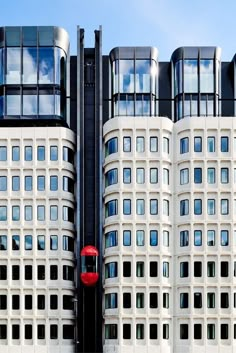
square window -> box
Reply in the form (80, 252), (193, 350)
(207, 137), (215, 152)
(194, 262), (202, 277)
(24, 265), (32, 280)
(37, 176), (45, 191)
(150, 137), (158, 152)
(207, 292), (215, 308)
(180, 324), (188, 339)
(25, 235), (32, 250)
(37, 235), (45, 250)
(136, 230), (144, 246)
(136, 168), (145, 184)
(50, 146), (58, 161)
(150, 199), (158, 215)
(180, 199), (189, 216)
(207, 168), (215, 183)
(136, 137), (144, 152)
(123, 168), (131, 184)
(12, 235), (20, 250)
(50, 325), (58, 339)
(12, 176), (20, 191)
(150, 292), (158, 308)
(0, 235), (7, 250)
(123, 137), (131, 152)
(136, 199), (145, 215)
(50, 176), (58, 191)
(37, 205), (45, 221)
(194, 324), (202, 339)
(0, 147), (7, 161)
(194, 199), (202, 215)
(180, 168), (189, 185)
(180, 137), (189, 154)
(25, 324), (32, 339)
(221, 136), (229, 152)
(50, 235), (58, 250)
(50, 205), (58, 221)
(194, 168), (202, 183)
(37, 146), (45, 161)
(180, 293), (188, 308)
(25, 176), (32, 191)
(221, 230), (229, 246)
(12, 205), (20, 221)
(12, 146), (20, 161)
(194, 230), (202, 246)
(207, 230), (215, 246)
(0, 176), (7, 191)
(221, 168), (229, 183)
(123, 230), (131, 246)
(50, 295), (58, 309)
(150, 168), (158, 183)
(150, 230), (158, 246)
(194, 137), (202, 152)
(180, 230), (189, 247)
(207, 199), (215, 215)
(180, 262), (188, 277)
(25, 206), (32, 221)
(25, 146), (32, 161)
(123, 199), (131, 215)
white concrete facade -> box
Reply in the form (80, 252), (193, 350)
(103, 115), (236, 353)
(0, 126), (76, 353)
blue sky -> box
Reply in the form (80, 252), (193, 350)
(1, 0), (236, 60)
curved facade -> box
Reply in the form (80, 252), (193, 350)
(103, 116), (173, 353)
(0, 26), (69, 121)
(0, 126), (76, 352)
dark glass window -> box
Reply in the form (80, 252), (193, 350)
(123, 262), (131, 277)
(50, 265), (58, 280)
(150, 292), (158, 308)
(105, 169), (118, 187)
(194, 137), (202, 152)
(50, 325), (58, 339)
(25, 324), (32, 339)
(123, 324), (131, 339)
(180, 324), (188, 339)
(37, 295), (45, 310)
(25, 265), (32, 280)
(12, 265), (19, 280)
(37, 325), (45, 339)
(12, 324), (19, 340)
(63, 295), (74, 310)
(25, 295), (32, 310)
(63, 265), (74, 281)
(0, 295), (6, 309)
(150, 230), (158, 246)
(50, 295), (58, 310)
(63, 325), (74, 339)
(105, 200), (118, 217)
(12, 295), (20, 310)
(0, 265), (7, 280)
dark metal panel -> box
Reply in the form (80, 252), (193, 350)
(158, 62), (172, 119)
(221, 62), (234, 116)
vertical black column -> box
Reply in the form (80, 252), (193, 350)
(77, 27), (103, 353)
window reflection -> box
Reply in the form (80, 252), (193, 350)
(23, 95), (37, 115)
(119, 60), (134, 93)
(6, 48), (21, 84)
(184, 60), (198, 92)
(200, 59), (214, 92)
(39, 48), (54, 84)
(55, 47), (66, 87)
(175, 60), (182, 95)
(39, 95), (54, 115)
(135, 60), (150, 93)
(23, 48), (37, 84)
(6, 95), (20, 115)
